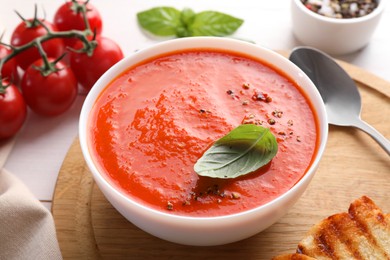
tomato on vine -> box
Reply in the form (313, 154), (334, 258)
(70, 36), (123, 91)
(0, 45), (19, 83)
(54, 0), (103, 47)
(0, 83), (27, 139)
(21, 58), (78, 116)
(11, 18), (65, 70)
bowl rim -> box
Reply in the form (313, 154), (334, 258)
(292, 0), (386, 24)
(79, 36), (328, 222)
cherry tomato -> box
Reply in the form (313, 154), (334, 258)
(54, 0), (103, 47)
(0, 83), (27, 139)
(21, 58), (78, 116)
(11, 19), (65, 70)
(0, 45), (20, 84)
(70, 36), (123, 91)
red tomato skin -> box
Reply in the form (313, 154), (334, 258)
(21, 59), (78, 116)
(70, 36), (124, 91)
(0, 83), (27, 139)
(0, 46), (20, 84)
(54, 1), (103, 47)
(11, 20), (65, 70)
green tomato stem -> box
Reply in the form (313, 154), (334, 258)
(34, 40), (57, 77)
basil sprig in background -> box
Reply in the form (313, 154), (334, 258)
(137, 7), (244, 38)
(194, 124), (278, 179)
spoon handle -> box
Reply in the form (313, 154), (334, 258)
(354, 119), (390, 156)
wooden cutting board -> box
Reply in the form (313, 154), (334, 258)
(52, 54), (390, 260)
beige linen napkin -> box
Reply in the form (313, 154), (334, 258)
(0, 138), (62, 260)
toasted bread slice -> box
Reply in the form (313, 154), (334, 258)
(297, 196), (390, 259)
(273, 196), (390, 260)
(272, 253), (316, 260)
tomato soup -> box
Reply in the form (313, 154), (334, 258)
(88, 50), (318, 217)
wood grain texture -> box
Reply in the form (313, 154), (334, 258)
(52, 56), (390, 260)
(52, 140), (100, 260)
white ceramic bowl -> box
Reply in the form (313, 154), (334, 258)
(291, 0), (385, 55)
(79, 37), (328, 246)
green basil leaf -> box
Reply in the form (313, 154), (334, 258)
(194, 124), (278, 179)
(175, 26), (190, 38)
(188, 11), (244, 36)
(175, 8), (196, 37)
(137, 7), (182, 36)
(180, 8), (196, 27)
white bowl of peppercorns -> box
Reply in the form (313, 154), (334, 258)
(291, 0), (386, 55)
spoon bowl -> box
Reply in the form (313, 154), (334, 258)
(289, 47), (390, 155)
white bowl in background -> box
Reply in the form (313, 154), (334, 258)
(79, 37), (328, 246)
(291, 0), (385, 55)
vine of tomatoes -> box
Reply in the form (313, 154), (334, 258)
(0, 0), (124, 140)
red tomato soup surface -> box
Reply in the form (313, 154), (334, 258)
(88, 49), (318, 217)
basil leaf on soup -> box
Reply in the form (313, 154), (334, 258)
(194, 124), (278, 179)
(189, 11), (244, 36)
(137, 7), (182, 36)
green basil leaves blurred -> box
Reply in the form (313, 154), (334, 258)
(137, 7), (244, 38)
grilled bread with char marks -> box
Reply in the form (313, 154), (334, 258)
(273, 253), (316, 259)
(273, 196), (390, 260)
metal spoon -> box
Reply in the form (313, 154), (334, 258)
(289, 46), (390, 156)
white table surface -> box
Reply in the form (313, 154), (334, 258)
(1, 0), (389, 210)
